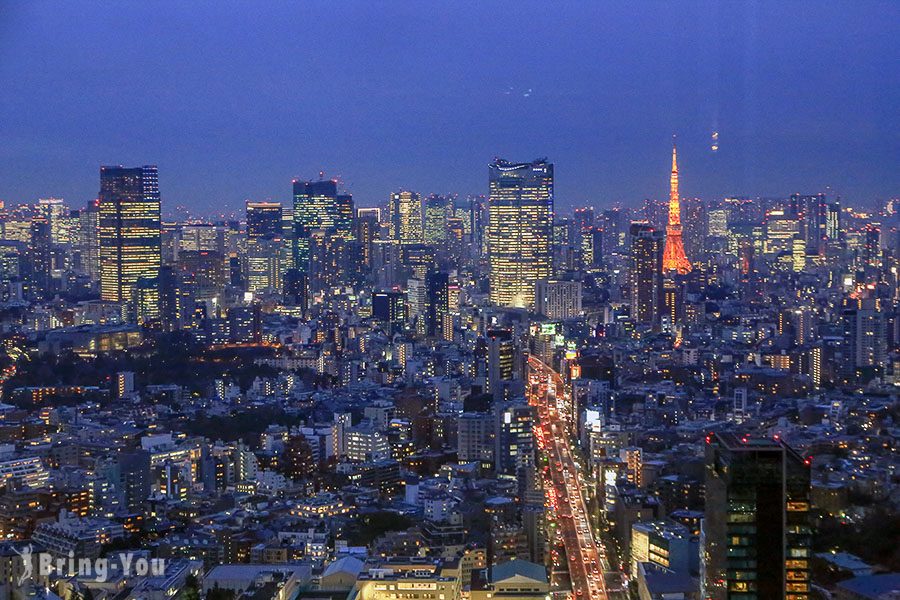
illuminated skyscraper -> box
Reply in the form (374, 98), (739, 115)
(661, 142), (692, 274)
(77, 199), (101, 279)
(424, 194), (451, 244)
(293, 179), (354, 271)
(825, 201), (841, 243)
(389, 191), (424, 246)
(99, 165), (161, 305)
(246, 238), (282, 293)
(629, 222), (664, 325)
(487, 158), (554, 309)
(37, 198), (72, 245)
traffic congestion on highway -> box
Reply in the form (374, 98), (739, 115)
(527, 355), (616, 600)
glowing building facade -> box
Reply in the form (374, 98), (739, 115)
(389, 191), (424, 246)
(487, 158), (553, 309)
(293, 179), (353, 271)
(99, 165), (162, 305)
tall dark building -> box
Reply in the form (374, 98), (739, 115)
(629, 222), (664, 325)
(573, 206), (595, 232)
(372, 289), (406, 334)
(425, 271), (450, 339)
(99, 165), (162, 305)
(158, 265), (196, 332)
(789, 193), (827, 256)
(283, 268), (309, 310)
(841, 297), (886, 376)
(485, 328), (516, 401)
(246, 201), (283, 239)
(293, 179), (354, 271)
(493, 401), (534, 479)
(702, 433), (811, 600)
(28, 218), (53, 297)
(354, 210), (379, 278)
(308, 229), (347, 293)
(118, 449), (152, 513)
(601, 208), (629, 257)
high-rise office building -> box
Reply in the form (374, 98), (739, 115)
(573, 206), (595, 232)
(424, 194), (451, 244)
(493, 401), (534, 478)
(702, 433), (811, 600)
(158, 265), (196, 332)
(629, 222), (664, 325)
(37, 198), (72, 245)
(355, 210), (379, 276)
(425, 271), (450, 339)
(246, 238), (282, 293)
(389, 191), (424, 246)
(487, 158), (553, 309)
(486, 328), (516, 400)
(177, 250), (227, 300)
(98, 165), (162, 305)
(118, 449), (151, 513)
(246, 201), (283, 239)
(457, 412), (494, 467)
(825, 201), (841, 243)
(789, 193), (827, 256)
(601, 207), (629, 257)
(77, 199), (101, 280)
(293, 179), (354, 270)
(28, 218), (53, 295)
(178, 224), (225, 254)
(842, 297), (886, 373)
(401, 244), (436, 281)
(282, 268), (309, 310)
(372, 289), (406, 333)
(308, 229), (347, 292)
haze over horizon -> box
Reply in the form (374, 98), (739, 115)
(1, 1), (897, 215)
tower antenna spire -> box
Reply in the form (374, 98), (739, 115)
(662, 137), (692, 274)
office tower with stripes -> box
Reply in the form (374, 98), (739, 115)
(99, 165), (162, 305)
(487, 158), (554, 309)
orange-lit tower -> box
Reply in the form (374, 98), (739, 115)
(662, 140), (692, 274)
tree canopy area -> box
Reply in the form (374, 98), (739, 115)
(343, 511), (413, 546)
(3, 333), (281, 402)
(813, 507), (900, 572)
(182, 407), (305, 444)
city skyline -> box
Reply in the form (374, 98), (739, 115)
(1, 2), (897, 213)
(0, 5), (897, 600)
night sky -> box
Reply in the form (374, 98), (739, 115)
(0, 1), (897, 215)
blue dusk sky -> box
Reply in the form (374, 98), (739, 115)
(0, 1), (897, 215)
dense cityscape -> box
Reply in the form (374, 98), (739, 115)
(0, 142), (896, 600)
(0, 3), (898, 600)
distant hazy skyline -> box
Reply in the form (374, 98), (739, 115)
(0, 1), (897, 215)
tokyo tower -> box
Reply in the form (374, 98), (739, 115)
(662, 139), (692, 274)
